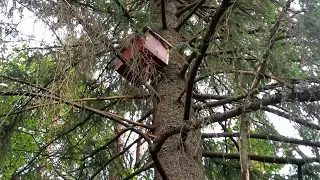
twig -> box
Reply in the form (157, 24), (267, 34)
(0, 103), (57, 118)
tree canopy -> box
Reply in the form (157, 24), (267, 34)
(0, 0), (320, 179)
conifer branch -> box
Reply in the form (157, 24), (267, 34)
(202, 132), (320, 148)
(123, 163), (153, 180)
(203, 87), (320, 124)
(178, 51), (196, 78)
(114, 0), (134, 23)
(183, 0), (231, 121)
(203, 151), (319, 165)
(261, 106), (320, 131)
(175, 0), (207, 31)
(175, 1), (198, 18)
(90, 137), (142, 179)
(0, 91), (152, 129)
(161, 0), (168, 29)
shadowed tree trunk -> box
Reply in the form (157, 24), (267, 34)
(151, 1), (204, 179)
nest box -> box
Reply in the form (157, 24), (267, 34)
(115, 27), (172, 85)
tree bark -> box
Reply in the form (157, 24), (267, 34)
(151, 1), (204, 179)
(239, 115), (250, 180)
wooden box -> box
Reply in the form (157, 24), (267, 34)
(116, 27), (172, 85)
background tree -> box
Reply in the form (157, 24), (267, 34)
(0, 0), (320, 179)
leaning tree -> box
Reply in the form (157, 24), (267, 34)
(1, 0), (320, 179)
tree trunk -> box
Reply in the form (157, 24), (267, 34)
(239, 115), (250, 180)
(151, 1), (204, 179)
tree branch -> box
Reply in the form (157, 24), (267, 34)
(137, 110), (152, 123)
(194, 94), (247, 111)
(175, 1), (198, 18)
(262, 106), (320, 130)
(175, 0), (207, 31)
(193, 83), (281, 110)
(72, 95), (150, 102)
(0, 91), (152, 129)
(161, 0), (167, 29)
(12, 102), (116, 177)
(89, 137), (142, 179)
(123, 163), (153, 180)
(82, 128), (132, 161)
(183, 0), (231, 121)
(114, 0), (134, 23)
(0, 74), (53, 94)
(192, 93), (229, 100)
(203, 88), (320, 124)
(203, 151), (319, 165)
(178, 52), (197, 78)
(202, 132), (320, 148)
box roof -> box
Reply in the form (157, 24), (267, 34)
(143, 26), (173, 48)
